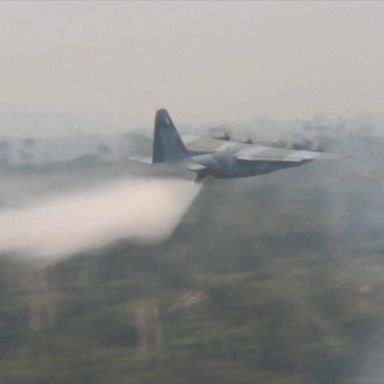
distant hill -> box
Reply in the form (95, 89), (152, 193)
(0, 110), (142, 138)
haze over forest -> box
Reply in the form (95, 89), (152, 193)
(0, 127), (384, 383)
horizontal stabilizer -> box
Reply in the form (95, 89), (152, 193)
(128, 156), (152, 165)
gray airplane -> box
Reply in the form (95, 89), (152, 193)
(150, 109), (343, 182)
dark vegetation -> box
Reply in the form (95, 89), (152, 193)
(1, 134), (384, 383)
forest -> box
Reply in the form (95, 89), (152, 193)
(0, 132), (383, 384)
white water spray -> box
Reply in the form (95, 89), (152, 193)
(0, 178), (201, 262)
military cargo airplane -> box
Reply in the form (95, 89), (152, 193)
(146, 109), (344, 182)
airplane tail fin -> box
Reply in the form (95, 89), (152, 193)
(152, 109), (189, 163)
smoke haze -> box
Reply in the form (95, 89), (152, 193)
(0, 178), (201, 261)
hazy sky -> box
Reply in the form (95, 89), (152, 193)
(0, 1), (384, 131)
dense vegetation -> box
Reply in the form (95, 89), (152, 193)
(0, 134), (384, 383)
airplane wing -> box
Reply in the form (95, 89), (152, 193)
(182, 135), (235, 153)
(235, 145), (345, 162)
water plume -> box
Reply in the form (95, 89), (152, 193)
(0, 178), (201, 262)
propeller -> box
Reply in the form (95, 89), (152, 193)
(210, 126), (232, 141)
(214, 132), (231, 141)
